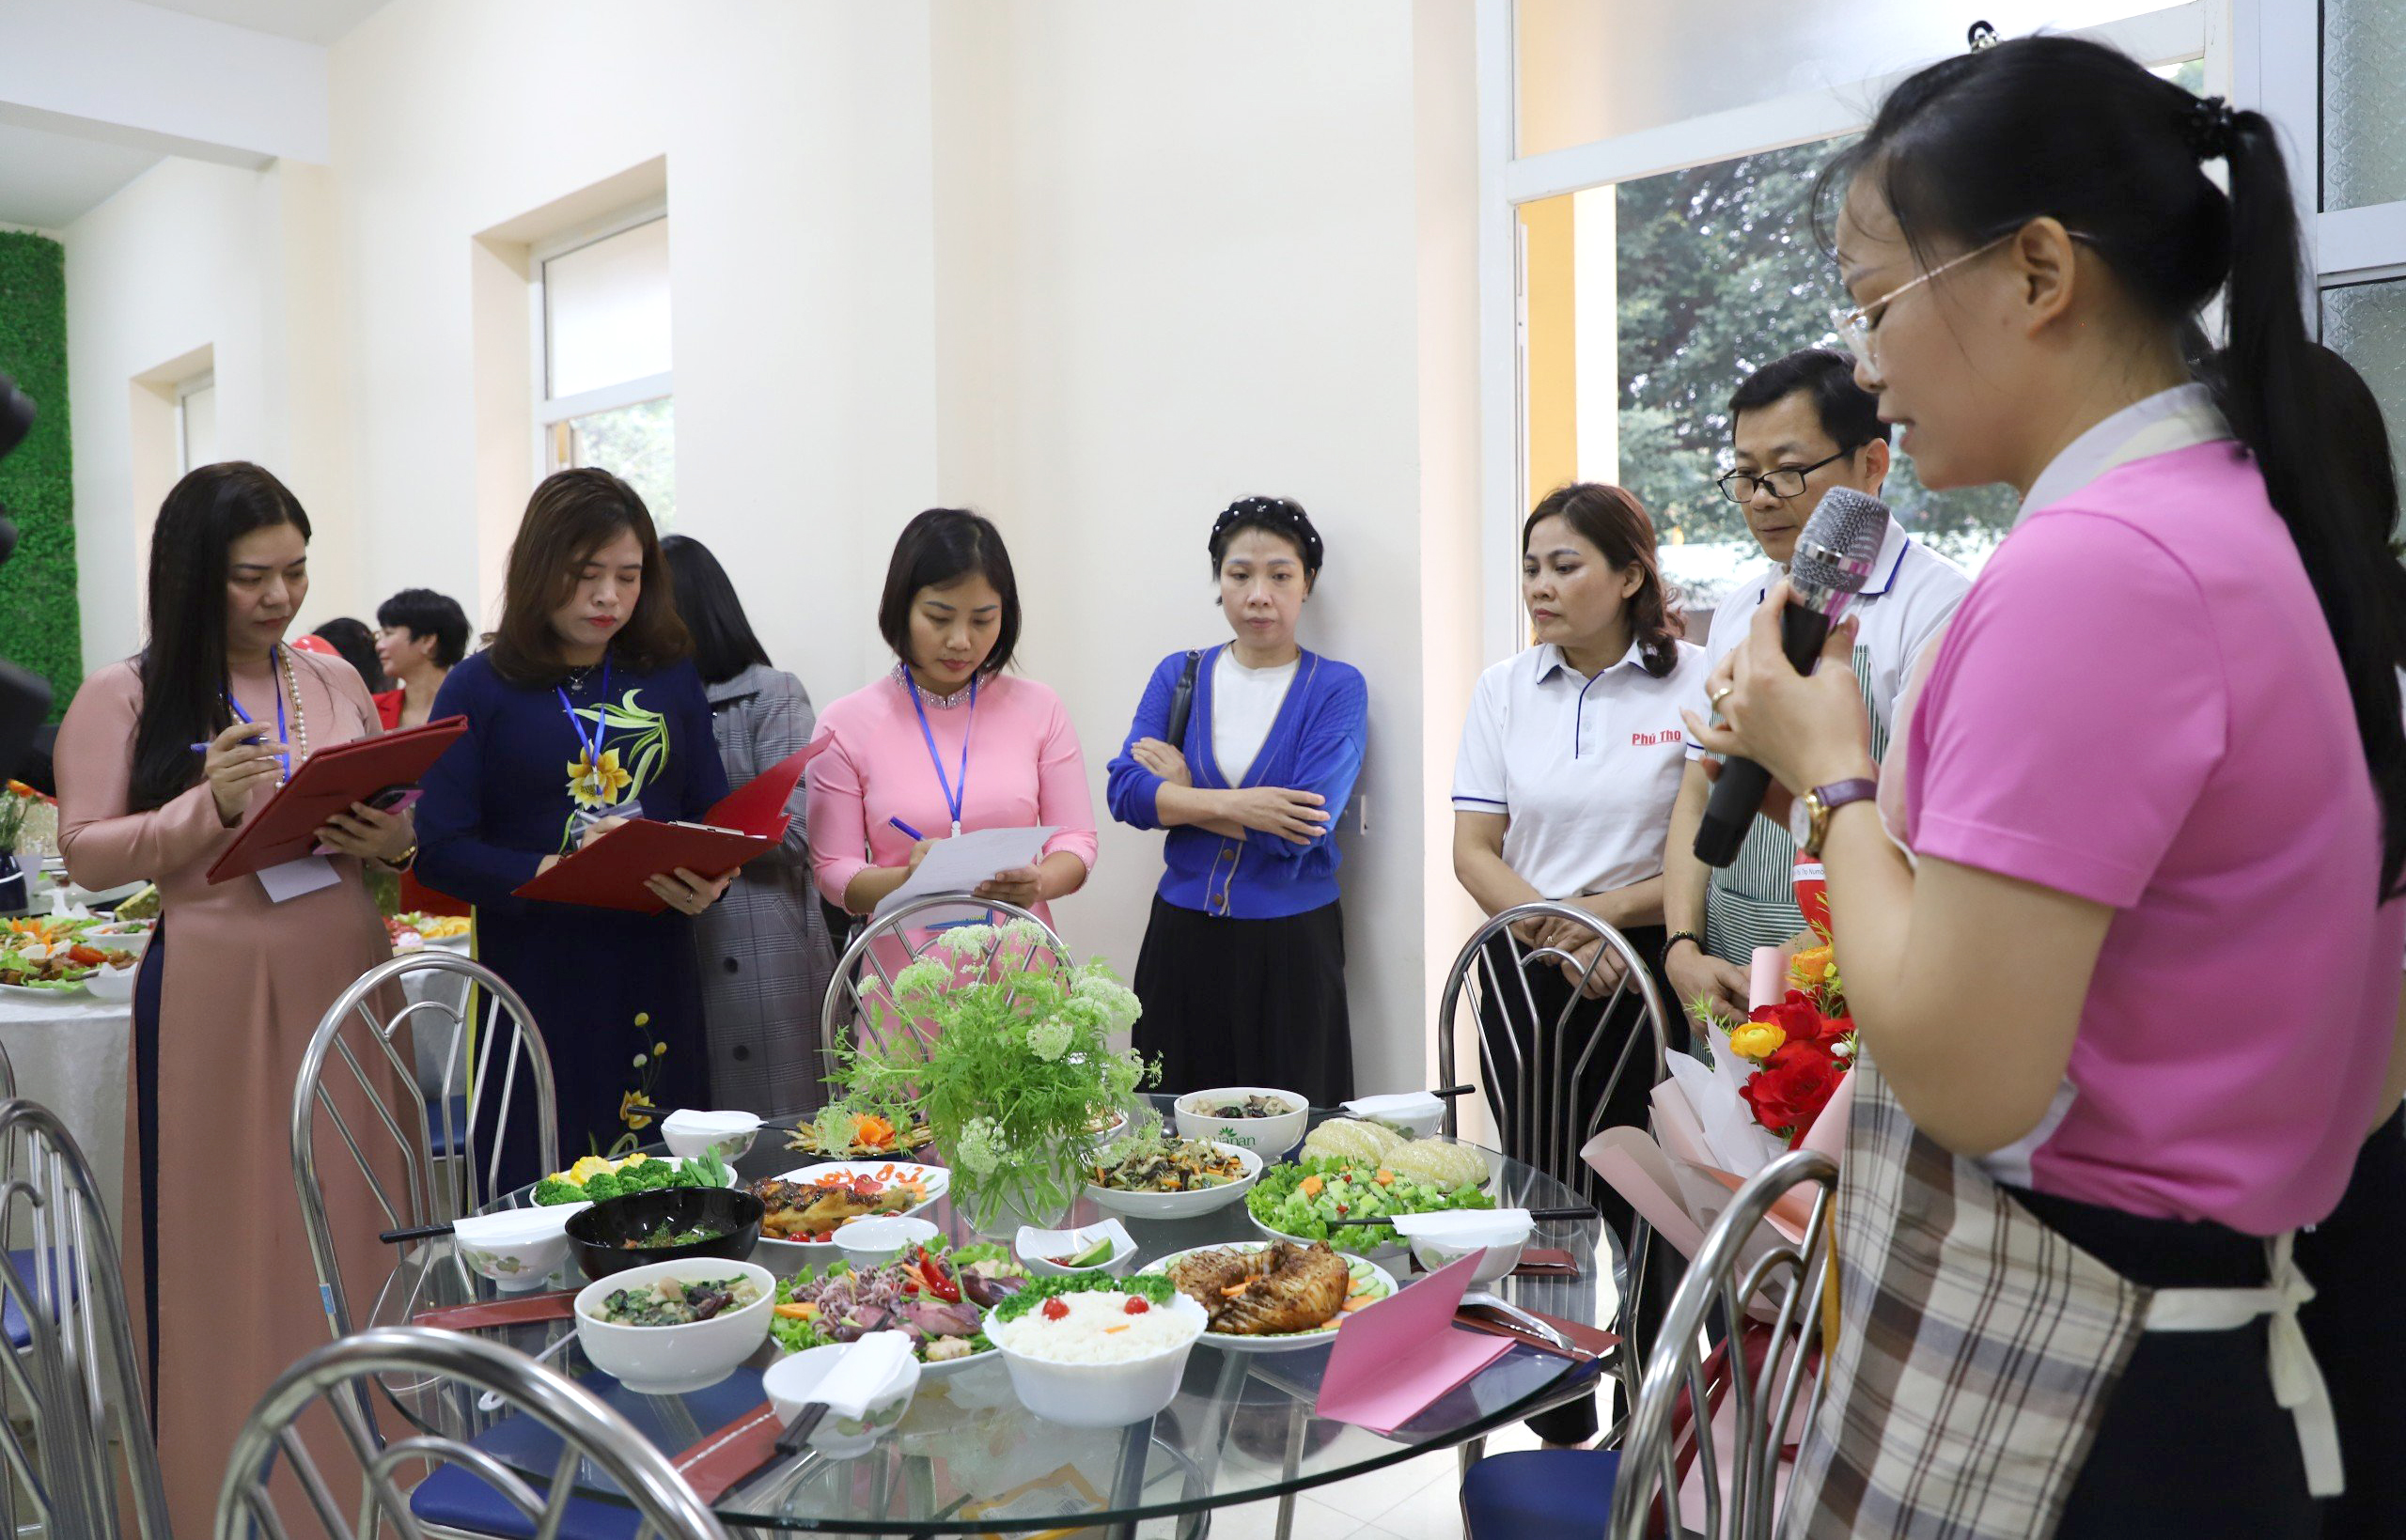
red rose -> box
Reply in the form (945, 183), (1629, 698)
(1740, 1043), (1846, 1146)
(1747, 994), (1823, 1045)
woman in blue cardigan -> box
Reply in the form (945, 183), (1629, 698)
(1106, 498), (1367, 1104)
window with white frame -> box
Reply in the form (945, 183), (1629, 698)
(176, 371), (216, 475)
(535, 208), (675, 523)
(2298, 0), (2406, 538)
(1479, 1), (2226, 653)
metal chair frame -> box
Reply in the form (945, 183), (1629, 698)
(1608, 1147), (1838, 1540)
(1437, 902), (1677, 1427)
(818, 894), (1069, 1064)
(0, 1098), (172, 1539)
(213, 1325), (728, 1540)
(292, 954), (561, 1342)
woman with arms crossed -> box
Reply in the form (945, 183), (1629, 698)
(1106, 497), (1367, 1104)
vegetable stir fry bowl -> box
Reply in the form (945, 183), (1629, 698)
(565, 1184), (763, 1282)
(1084, 1136), (1263, 1221)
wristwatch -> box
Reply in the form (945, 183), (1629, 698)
(1789, 778), (1879, 858)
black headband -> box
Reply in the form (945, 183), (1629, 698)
(1210, 496), (1324, 569)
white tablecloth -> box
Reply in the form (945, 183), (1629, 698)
(0, 990), (131, 1233)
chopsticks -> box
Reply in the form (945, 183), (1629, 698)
(1430, 1085), (1476, 1100)
(380, 1221), (455, 1244)
(1346, 1206), (1598, 1227)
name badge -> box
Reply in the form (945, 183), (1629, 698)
(258, 856), (340, 905)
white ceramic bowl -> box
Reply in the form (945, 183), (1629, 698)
(1015, 1219), (1140, 1279)
(454, 1204), (585, 1293)
(1404, 1231), (1529, 1285)
(1173, 1088), (1309, 1160)
(1085, 1142), (1263, 1221)
(86, 923), (152, 959)
(834, 1214), (941, 1271)
(762, 1343), (920, 1459)
(990, 1292), (1208, 1427)
(662, 1111), (762, 1164)
(82, 952), (140, 1003)
(573, 1258), (774, 1394)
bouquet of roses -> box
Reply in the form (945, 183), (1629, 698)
(1721, 942), (1854, 1149)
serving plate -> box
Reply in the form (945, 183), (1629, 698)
(1138, 1241), (1395, 1355)
(751, 1160), (950, 1272)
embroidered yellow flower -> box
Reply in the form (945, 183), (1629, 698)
(619, 1090), (656, 1131)
(1727, 1019), (1788, 1063)
(567, 747), (633, 809)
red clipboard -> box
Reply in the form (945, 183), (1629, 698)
(510, 821), (773, 913)
(205, 716), (470, 884)
(507, 738), (830, 914)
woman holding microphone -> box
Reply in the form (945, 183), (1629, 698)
(415, 469), (731, 1163)
(1106, 497), (1367, 1103)
(1685, 38), (2405, 1533)
(55, 461), (415, 1531)
(808, 508), (1097, 933)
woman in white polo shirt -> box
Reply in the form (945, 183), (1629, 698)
(1453, 482), (1703, 1195)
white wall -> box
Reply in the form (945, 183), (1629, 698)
(924, 0), (1480, 1095)
(64, 155), (357, 664)
(57, 0), (1483, 1091)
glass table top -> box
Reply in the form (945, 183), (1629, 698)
(376, 1099), (1625, 1534)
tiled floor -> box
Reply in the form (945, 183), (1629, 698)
(1143, 1423), (1548, 1539)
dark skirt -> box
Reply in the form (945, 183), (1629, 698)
(2296, 1105), (2406, 1540)
(2010, 1184), (2316, 1539)
(1131, 894), (1353, 1107)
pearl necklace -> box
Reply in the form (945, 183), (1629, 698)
(274, 643), (308, 784)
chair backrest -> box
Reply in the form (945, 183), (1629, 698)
(1435, 902), (1675, 1181)
(0, 1098), (172, 1540)
(291, 952), (560, 1340)
(820, 896), (1069, 1062)
(1609, 1147), (1838, 1540)
(214, 1324), (729, 1540)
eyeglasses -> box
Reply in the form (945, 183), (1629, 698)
(1715, 447), (1856, 505)
(1831, 233), (2016, 371)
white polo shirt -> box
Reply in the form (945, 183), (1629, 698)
(1681, 514), (1969, 958)
(1452, 639), (1708, 900)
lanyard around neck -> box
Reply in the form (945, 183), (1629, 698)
(905, 670), (976, 838)
(225, 646), (292, 783)
(556, 655), (614, 774)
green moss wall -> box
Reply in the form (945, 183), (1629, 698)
(0, 231), (77, 721)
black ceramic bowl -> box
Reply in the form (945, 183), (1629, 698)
(565, 1185), (764, 1282)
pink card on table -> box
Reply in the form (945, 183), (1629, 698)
(1315, 1251), (1512, 1436)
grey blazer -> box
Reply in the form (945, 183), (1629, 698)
(692, 663), (836, 1116)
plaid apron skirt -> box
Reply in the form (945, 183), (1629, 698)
(1779, 1054), (2343, 1538)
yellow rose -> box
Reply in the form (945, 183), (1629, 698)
(1727, 1020), (1787, 1062)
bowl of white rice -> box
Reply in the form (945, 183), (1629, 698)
(987, 1285), (1209, 1427)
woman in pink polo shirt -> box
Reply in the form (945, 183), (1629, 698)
(1688, 37), (2406, 1540)
(807, 508), (1099, 937)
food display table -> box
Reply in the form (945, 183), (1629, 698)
(0, 988), (129, 1232)
(384, 1098), (1626, 1536)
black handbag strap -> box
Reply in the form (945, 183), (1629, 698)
(1163, 649), (1203, 752)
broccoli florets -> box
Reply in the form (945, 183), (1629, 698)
(531, 1176), (586, 1206)
(617, 1159), (674, 1193)
(580, 1170), (627, 1203)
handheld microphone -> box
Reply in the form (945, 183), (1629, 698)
(1692, 485), (1891, 867)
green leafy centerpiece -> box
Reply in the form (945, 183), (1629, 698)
(830, 921), (1156, 1235)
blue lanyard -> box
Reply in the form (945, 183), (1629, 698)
(225, 646), (291, 782)
(556, 655), (614, 785)
(904, 672), (976, 837)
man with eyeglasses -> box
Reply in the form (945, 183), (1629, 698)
(1660, 349), (1971, 1022)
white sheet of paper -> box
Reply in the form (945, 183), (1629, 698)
(258, 855), (341, 905)
(871, 826), (1057, 919)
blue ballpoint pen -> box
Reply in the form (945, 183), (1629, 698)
(888, 817), (927, 842)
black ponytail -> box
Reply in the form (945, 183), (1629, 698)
(1816, 36), (2406, 898)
